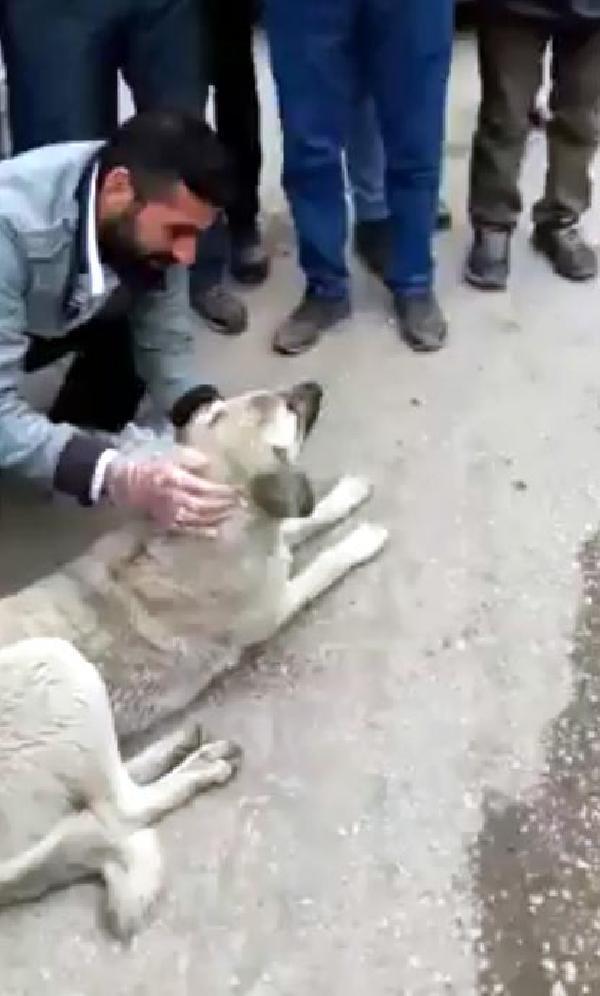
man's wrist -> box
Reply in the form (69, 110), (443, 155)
(90, 448), (120, 504)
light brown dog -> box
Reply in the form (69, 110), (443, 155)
(0, 382), (387, 936)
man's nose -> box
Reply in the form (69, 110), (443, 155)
(172, 235), (197, 266)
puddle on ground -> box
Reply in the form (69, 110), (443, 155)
(472, 530), (600, 995)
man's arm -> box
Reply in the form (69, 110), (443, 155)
(130, 264), (203, 415)
(0, 224), (108, 501)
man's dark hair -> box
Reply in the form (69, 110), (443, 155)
(98, 109), (233, 207)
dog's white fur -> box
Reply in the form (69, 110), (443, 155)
(0, 383), (387, 936)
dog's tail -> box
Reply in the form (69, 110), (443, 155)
(0, 810), (163, 938)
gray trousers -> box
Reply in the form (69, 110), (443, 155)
(469, 7), (600, 230)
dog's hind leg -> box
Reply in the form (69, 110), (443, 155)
(0, 809), (117, 905)
(277, 522), (388, 627)
(101, 828), (163, 938)
(0, 810), (164, 940)
(281, 477), (373, 548)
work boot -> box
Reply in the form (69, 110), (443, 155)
(191, 283), (248, 335)
(532, 224), (598, 282)
(464, 227), (511, 291)
(354, 219), (390, 278)
(272, 294), (351, 356)
(230, 227), (270, 286)
(394, 292), (447, 352)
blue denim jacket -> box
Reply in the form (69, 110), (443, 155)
(0, 141), (201, 498)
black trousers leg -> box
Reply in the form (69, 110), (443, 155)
(204, 0), (262, 234)
(25, 315), (145, 433)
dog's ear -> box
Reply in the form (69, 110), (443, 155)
(250, 469), (315, 519)
(170, 385), (222, 430)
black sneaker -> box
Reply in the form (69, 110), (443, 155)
(394, 292), (448, 352)
(230, 228), (270, 286)
(532, 224), (598, 282)
(273, 295), (351, 356)
(464, 227), (511, 291)
(191, 283), (248, 335)
(354, 219), (391, 278)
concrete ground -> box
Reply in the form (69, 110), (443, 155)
(2, 30), (600, 996)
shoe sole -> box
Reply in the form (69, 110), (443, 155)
(273, 308), (351, 356)
(401, 326), (448, 353)
(201, 314), (248, 336)
(464, 265), (508, 292)
(531, 236), (598, 282)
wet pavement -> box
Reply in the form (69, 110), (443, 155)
(476, 531), (600, 996)
(2, 28), (600, 996)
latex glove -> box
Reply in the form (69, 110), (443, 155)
(104, 448), (237, 532)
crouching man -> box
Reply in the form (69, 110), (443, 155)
(0, 110), (237, 530)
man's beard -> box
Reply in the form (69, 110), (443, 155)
(98, 208), (174, 292)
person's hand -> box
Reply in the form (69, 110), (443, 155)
(103, 447), (237, 533)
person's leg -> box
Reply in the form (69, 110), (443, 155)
(123, 0), (206, 112)
(532, 24), (600, 281)
(0, 0), (119, 152)
(466, 8), (548, 289)
(205, 0), (268, 285)
(347, 92), (453, 278)
(346, 92), (392, 277)
(123, 0), (246, 334)
(347, 93), (388, 224)
(26, 313), (145, 433)
(265, 0), (355, 354)
(364, 0), (452, 351)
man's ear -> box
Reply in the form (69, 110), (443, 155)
(170, 385), (222, 430)
(250, 468), (315, 519)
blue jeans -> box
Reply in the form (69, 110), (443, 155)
(0, 0), (225, 290)
(347, 93), (387, 223)
(265, 0), (453, 299)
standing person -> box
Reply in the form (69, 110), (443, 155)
(465, 0), (600, 291)
(347, 93), (453, 279)
(0, 0), (247, 335)
(264, 0), (454, 356)
(202, 0), (269, 285)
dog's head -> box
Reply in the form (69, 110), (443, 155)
(171, 382), (323, 519)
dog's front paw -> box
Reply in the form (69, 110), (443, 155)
(331, 476), (373, 515)
(198, 738), (243, 767)
(343, 522), (389, 565)
(212, 757), (241, 785)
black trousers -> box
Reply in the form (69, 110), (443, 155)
(203, 0), (262, 234)
(469, 7), (600, 230)
(25, 313), (145, 434)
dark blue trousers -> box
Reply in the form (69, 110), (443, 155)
(265, 0), (454, 299)
(0, 0), (224, 290)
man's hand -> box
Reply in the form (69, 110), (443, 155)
(103, 448), (237, 532)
